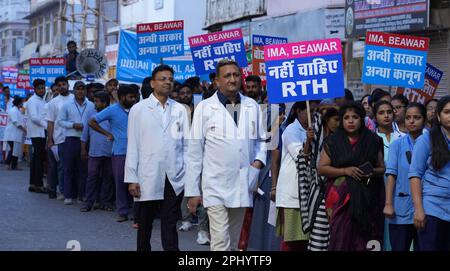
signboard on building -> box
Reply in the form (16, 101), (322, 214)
(264, 38), (345, 104)
(163, 59), (196, 82)
(29, 58), (66, 87)
(137, 20), (184, 59)
(345, 0), (429, 38)
(189, 29), (248, 75)
(396, 63), (443, 104)
(362, 31), (429, 88)
(252, 35), (288, 84)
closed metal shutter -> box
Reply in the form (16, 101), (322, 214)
(426, 31), (450, 99)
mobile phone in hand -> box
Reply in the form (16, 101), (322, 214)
(359, 162), (374, 175)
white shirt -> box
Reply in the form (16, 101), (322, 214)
(149, 94), (170, 129)
(276, 119), (307, 208)
(46, 94), (74, 144)
(184, 93), (267, 208)
(26, 94), (47, 138)
(3, 106), (25, 142)
(124, 96), (190, 201)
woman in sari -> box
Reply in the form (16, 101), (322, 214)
(318, 102), (385, 251)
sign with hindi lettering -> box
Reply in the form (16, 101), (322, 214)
(362, 31), (429, 89)
(29, 58), (66, 87)
(252, 35), (288, 83)
(1, 67), (18, 84)
(396, 63), (443, 104)
(189, 29), (247, 75)
(137, 20), (184, 59)
(264, 38), (344, 104)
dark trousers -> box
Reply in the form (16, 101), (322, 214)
(137, 178), (183, 252)
(63, 137), (87, 199)
(29, 137), (46, 187)
(417, 215), (450, 251)
(112, 155), (132, 217)
(85, 156), (114, 207)
(47, 144), (65, 194)
(389, 223), (419, 251)
(5, 141), (18, 169)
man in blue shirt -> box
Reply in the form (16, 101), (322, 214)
(80, 91), (113, 212)
(89, 85), (138, 222)
(58, 81), (95, 205)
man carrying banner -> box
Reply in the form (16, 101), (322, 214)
(185, 59), (267, 251)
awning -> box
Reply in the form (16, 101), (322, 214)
(19, 42), (38, 63)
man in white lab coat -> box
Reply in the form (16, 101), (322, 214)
(125, 64), (190, 251)
(185, 59), (267, 251)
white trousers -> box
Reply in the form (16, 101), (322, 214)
(207, 205), (245, 251)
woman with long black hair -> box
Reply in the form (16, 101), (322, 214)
(383, 103), (426, 251)
(318, 102), (385, 250)
(409, 96), (450, 251)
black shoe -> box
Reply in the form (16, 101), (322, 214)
(34, 187), (47, 194)
(28, 185), (36, 192)
(48, 191), (57, 199)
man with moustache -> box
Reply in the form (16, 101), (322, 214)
(185, 59), (267, 251)
(89, 84), (138, 222)
(245, 75), (263, 103)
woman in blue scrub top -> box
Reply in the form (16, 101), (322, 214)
(384, 103), (426, 251)
(373, 100), (405, 250)
(409, 96), (450, 251)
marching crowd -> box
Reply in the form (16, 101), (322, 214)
(0, 58), (449, 251)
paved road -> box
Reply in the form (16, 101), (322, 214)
(0, 162), (208, 251)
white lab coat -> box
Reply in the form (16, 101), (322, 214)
(276, 119), (307, 208)
(124, 96), (190, 202)
(184, 93), (267, 208)
(3, 106), (26, 143)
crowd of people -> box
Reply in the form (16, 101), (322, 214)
(0, 58), (449, 251)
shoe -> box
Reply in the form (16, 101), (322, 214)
(57, 193), (65, 201)
(64, 198), (73, 205)
(178, 221), (193, 231)
(48, 191), (57, 199)
(196, 230), (210, 245)
(80, 206), (92, 212)
(116, 215), (128, 222)
(28, 185), (36, 192)
(92, 202), (101, 210)
(34, 186), (47, 194)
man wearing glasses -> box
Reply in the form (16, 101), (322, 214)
(125, 65), (190, 251)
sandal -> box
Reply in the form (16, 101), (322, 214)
(100, 205), (114, 212)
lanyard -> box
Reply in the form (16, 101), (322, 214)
(74, 100), (87, 120)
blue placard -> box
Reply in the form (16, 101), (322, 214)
(189, 29), (248, 75)
(362, 44), (427, 88)
(265, 39), (345, 104)
(117, 30), (156, 83)
(163, 59), (196, 82)
(137, 29), (184, 59)
(29, 58), (66, 87)
(190, 40), (247, 75)
(252, 35), (288, 46)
